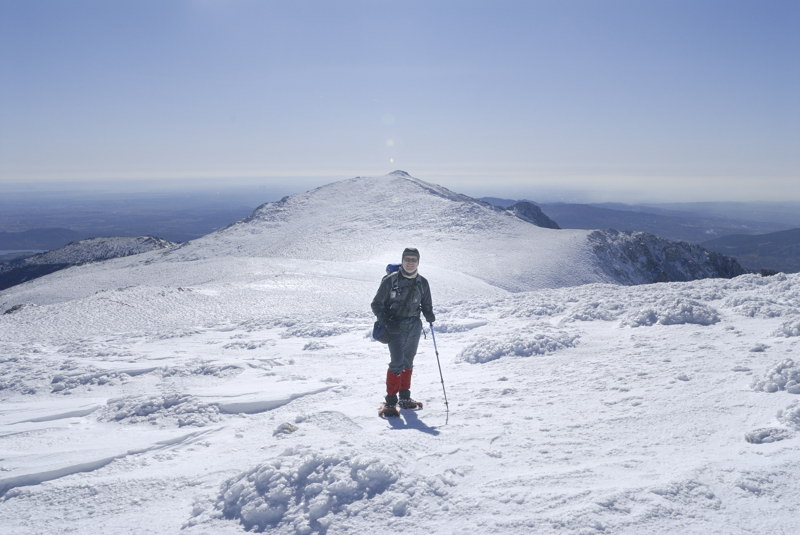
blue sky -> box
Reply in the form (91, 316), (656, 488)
(1, 0), (797, 202)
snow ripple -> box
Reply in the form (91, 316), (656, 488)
(0, 429), (211, 497)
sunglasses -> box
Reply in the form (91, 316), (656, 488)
(403, 257), (419, 263)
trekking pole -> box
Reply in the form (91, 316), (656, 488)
(429, 323), (450, 419)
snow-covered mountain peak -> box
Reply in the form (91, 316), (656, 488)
(0, 172), (745, 311)
(165, 172), (600, 290)
(182, 172), (503, 252)
(243, 171), (481, 225)
(160, 171), (743, 292)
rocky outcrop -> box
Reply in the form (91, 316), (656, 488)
(506, 201), (560, 229)
(589, 229), (746, 285)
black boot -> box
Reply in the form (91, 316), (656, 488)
(398, 389), (422, 410)
(380, 394), (400, 417)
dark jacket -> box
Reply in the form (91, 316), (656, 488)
(371, 272), (435, 324)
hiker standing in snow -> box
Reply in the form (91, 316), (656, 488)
(371, 247), (435, 417)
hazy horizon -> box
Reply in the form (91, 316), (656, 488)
(3, 171), (800, 206)
(2, 1), (797, 203)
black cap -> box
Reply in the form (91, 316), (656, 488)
(402, 247), (420, 259)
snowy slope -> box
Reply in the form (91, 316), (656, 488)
(0, 236), (177, 291)
(1, 266), (798, 534)
(2, 172), (790, 535)
(3, 236), (176, 267)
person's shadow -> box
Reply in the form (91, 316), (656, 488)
(386, 410), (442, 435)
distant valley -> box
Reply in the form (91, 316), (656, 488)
(701, 228), (800, 274)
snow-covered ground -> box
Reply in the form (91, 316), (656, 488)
(1, 174), (798, 534)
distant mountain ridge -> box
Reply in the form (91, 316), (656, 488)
(481, 197), (798, 273)
(702, 228), (800, 274)
(0, 172), (745, 298)
(169, 171), (742, 290)
(0, 228), (89, 251)
(0, 236), (177, 291)
(481, 198), (788, 242)
(504, 201), (560, 229)
(590, 230), (744, 284)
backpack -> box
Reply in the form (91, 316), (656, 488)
(384, 263), (400, 277)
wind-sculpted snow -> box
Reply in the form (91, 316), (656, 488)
(745, 427), (793, 444)
(725, 295), (793, 318)
(283, 323), (354, 338)
(562, 299), (626, 322)
(426, 320), (488, 333)
(0, 354), (47, 394)
(457, 328), (580, 364)
(778, 402), (800, 429)
(213, 448), (401, 533)
(650, 479), (722, 510)
(0, 428), (212, 498)
(774, 318), (800, 337)
(620, 297), (721, 327)
(99, 394), (223, 427)
(302, 341), (330, 351)
(752, 359), (800, 394)
(496, 294), (569, 319)
(50, 362), (160, 394)
(160, 360), (243, 378)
